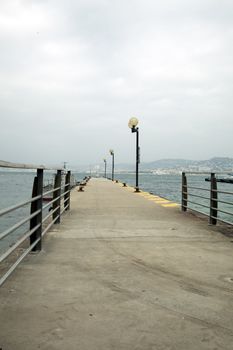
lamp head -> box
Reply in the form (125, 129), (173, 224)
(109, 149), (114, 155)
(128, 117), (139, 129)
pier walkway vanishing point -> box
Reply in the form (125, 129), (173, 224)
(0, 178), (233, 350)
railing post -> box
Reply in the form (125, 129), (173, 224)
(65, 171), (71, 211)
(209, 172), (218, 225)
(30, 168), (43, 251)
(182, 172), (187, 212)
(53, 170), (62, 224)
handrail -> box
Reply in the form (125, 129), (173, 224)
(42, 207), (59, 224)
(43, 187), (60, 196)
(0, 209), (41, 241)
(182, 171), (233, 226)
(0, 164), (76, 287)
(0, 160), (64, 171)
(186, 200), (210, 209)
(42, 214), (60, 237)
(42, 194), (62, 210)
(0, 195), (41, 217)
(216, 208), (233, 216)
(188, 193), (210, 201)
(0, 224), (41, 264)
(214, 189), (233, 195)
(187, 186), (211, 192)
(212, 198), (233, 205)
(0, 236), (41, 287)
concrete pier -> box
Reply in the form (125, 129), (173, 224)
(0, 178), (233, 350)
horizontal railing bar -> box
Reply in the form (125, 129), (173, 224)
(42, 195), (61, 210)
(64, 203), (69, 210)
(0, 160), (64, 171)
(216, 217), (233, 226)
(186, 206), (209, 217)
(60, 189), (70, 198)
(43, 187), (60, 196)
(183, 201), (233, 217)
(60, 204), (69, 215)
(0, 224), (41, 264)
(0, 195), (41, 217)
(0, 236), (41, 287)
(42, 215), (60, 237)
(213, 189), (233, 196)
(214, 208), (233, 216)
(0, 209), (41, 241)
(183, 199), (233, 226)
(209, 214), (233, 226)
(211, 198), (233, 206)
(184, 204), (233, 226)
(187, 186), (210, 192)
(184, 194), (233, 206)
(42, 207), (60, 223)
(63, 197), (69, 204)
(186, 200), (210, 209)
(188, 193), (209, 201)
(43, 201), (54, 210)
(60, 207), (66, 216)
(210, 215), (217, 219)
(42, 202), (52, 210)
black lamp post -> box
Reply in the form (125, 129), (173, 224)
(128, 117), (140, 192)
(103, 158), (107, 178)
(109, 149), (114, 181)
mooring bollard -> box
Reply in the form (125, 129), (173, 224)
(123, 183), (127, 187)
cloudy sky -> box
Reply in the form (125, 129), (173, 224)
(0, 0), (233, 168)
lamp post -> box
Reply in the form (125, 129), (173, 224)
(128, 117), (140, 192)
(103, 158), (107, 178)
(109, 149), (114, 181)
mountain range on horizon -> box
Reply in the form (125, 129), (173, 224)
(106, 157), (233, 172)
(1, 157), (232, 173)
(64, 157), (233, 172)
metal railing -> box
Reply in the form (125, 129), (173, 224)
(182, 171), (233, 226)
(0, 160), (73, 286)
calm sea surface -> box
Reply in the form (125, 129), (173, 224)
(107, 172), (233, 225)
(0, 171), (86, 254)
(0, 171), (233, 254)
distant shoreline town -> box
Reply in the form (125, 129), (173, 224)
(1, 157), (233, 174)
(94, 157), (233, 175)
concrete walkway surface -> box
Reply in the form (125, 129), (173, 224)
(0, 178), (233, 350)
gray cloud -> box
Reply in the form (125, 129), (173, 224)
(0, 0), (233, 167)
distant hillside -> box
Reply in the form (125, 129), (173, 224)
(142, 157), (233, 170)
(142, 159), (194, 169)
(115, 157), (233, 171)
(198, 157), (233, 169)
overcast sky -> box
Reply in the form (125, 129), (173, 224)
(0, 0), (233, 168)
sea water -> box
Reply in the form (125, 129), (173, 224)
(0, 171), (86, 253)
(107, 172), (233, 225)
(0, 171), (233, 254)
